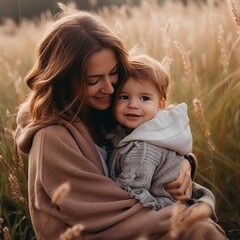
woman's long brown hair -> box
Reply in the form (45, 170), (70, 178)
(25, 10), (130, 124)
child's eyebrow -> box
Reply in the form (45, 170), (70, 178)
(140, 92), (154, 96)
(118, 91), (154, 97)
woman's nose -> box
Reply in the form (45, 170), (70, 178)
(101, 77), (114, 94)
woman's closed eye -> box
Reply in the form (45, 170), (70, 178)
(109, 69), (118, 76)
(109, 65), (118, 76)
(87, 80), (99, 86)
(87, 69), (118, 86)
(87, 76), (103, 86)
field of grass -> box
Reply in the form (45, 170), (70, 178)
(0, 0), (240, 239)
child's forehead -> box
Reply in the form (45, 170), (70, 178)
(121, 77), (158, 94)
(125, 76), (155, 87)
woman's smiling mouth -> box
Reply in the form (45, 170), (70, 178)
(94, 95), (112, 103)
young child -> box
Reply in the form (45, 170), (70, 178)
(107, 53), (216, 223)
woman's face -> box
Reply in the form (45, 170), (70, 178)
(85, 48), (118, 110)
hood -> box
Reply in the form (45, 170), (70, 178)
(118, 103), (192, 155)
(15, 102), (74, 154)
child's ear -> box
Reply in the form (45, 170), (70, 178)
(159, 98), (166, 109)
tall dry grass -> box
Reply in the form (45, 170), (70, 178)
(0, 0), (240, 239)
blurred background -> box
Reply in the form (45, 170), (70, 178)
(0, 0), (216, 23)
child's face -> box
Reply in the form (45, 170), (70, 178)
(115, 77), (163, 129)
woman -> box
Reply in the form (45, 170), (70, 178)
(15, 9), (226, 240)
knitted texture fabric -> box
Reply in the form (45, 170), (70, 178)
(109, 141), (183, 209)
(118, 103), (193, 155)
(15, 102), (225, 239)
(108, 103), (216, 213)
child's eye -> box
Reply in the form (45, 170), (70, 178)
(140, 96), (150, 101)
(119, 95), (129, 100)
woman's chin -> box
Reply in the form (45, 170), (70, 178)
(88, 102), (111, 111)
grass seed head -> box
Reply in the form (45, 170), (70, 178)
(52, 182), (71, 204)
(59, 224), (84, 240)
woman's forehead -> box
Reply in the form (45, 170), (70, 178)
(86, 49), (117, 76)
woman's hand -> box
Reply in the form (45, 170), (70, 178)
(145, 204), (187, 238)
(164, 159), (192, 202)
(181, 202), (213, 224)
(170, 201), (212, 237)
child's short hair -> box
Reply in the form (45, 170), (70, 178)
(126, 53), (169, 100)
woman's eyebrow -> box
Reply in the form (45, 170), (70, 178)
(87, 74), (101, 78)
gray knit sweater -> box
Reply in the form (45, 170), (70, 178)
(108, 103), (216, 213)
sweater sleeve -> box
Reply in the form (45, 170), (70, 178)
(113, 141), (161, 210)
(192, 182), (217, 220)
(184, 153), (198, 179)
(29, 125), (173, 239)
(112, 142), (183, 210)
